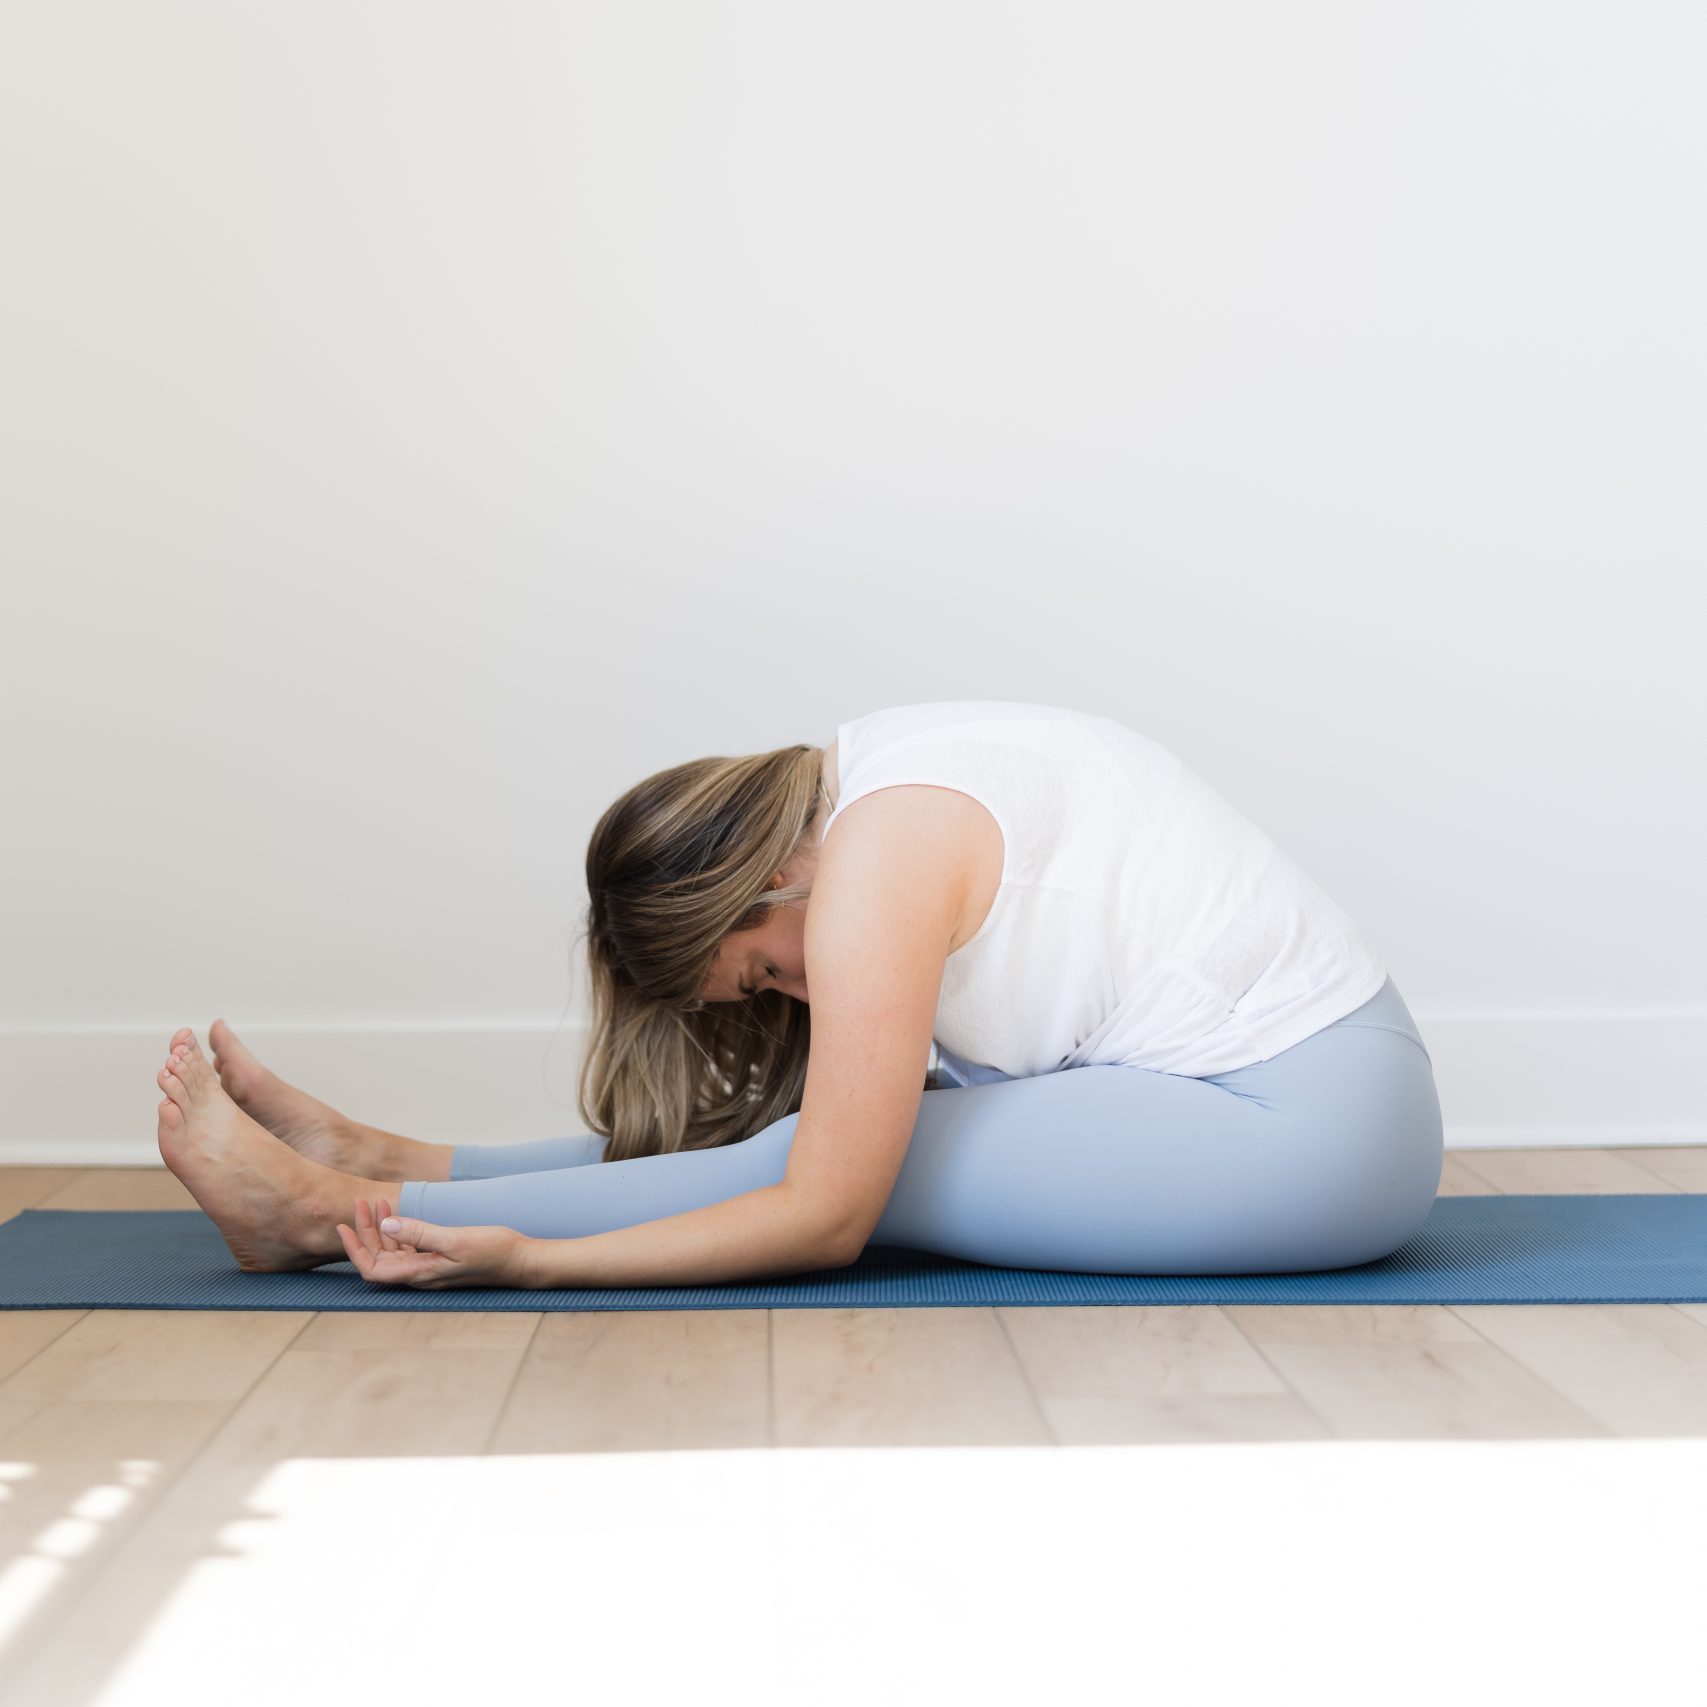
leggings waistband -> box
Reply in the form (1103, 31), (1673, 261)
(1328, 975), (1431, 1064)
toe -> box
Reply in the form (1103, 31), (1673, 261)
(160, 1063), (191, 1108)
(209, 1018), (238, 1069)
(177, 1050), (215, 1097)
(169, 1027), (205, 1061)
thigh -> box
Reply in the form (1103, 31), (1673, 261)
(874, 1019), (1442, 1274)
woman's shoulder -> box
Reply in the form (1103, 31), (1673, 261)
(814, 749), (1005, 957)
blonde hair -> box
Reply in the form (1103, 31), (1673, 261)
(574, 742), (835, 1160)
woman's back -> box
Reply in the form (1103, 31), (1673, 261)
(818, 699), (1387, 1080)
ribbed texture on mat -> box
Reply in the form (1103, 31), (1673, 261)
(1, 1194), (1704, 1310)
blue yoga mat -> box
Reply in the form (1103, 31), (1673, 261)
(0, 1194), (1703, 1310)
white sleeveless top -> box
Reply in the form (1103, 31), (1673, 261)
(818, 700), (1388, 1081)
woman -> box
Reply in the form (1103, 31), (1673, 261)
(153, 698), (1444, 1290)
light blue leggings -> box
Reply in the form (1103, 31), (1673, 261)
(396, 976), (1444, 1274)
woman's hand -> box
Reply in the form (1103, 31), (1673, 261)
(336, 1196), (535, 1290)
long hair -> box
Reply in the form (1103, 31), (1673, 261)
(574, 742), (833, 1160)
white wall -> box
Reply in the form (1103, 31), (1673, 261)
(3, 1), (1703, 1157)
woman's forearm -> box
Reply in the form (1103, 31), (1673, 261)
(515, 1182), (857, 1289)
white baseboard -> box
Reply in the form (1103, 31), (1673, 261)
(1, 1008), (1703, 1167)
(0, 1023), (589, 1167)
(1442, 1124), (1707, 1150)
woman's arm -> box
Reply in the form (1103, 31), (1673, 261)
(518, 1181), (857, 1287)
(343, 785), (965, 1292)
(341, 1182), (854, 1291)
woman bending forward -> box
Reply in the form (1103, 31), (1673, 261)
(152, 699), (1444, 1290)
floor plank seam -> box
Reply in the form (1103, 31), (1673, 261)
(1440, 1306), (1618, 1437)
(765, 1310), (776, 1451)
(991, 1306), (1060, 1446)
(0, 1308), (92, 1391)
(1214, 1305), (1342, 1441)
(478, 1310), (547, 1456)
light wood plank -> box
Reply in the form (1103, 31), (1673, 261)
(771, 1307), (1050, 1447)
(36, 1168), (199, 1211)
(1451, 1147), (1681, 1194)
(1437, 1153), (1500, 1195)
(296, 1309), (540, 1353)
(489, 1310), (768, 1454)
(997, 1304), (1328, 1443)
(0, 1309), (312, 1410)
(1450, 1304), (1707, 1437)
(180, 1313), (541, 1459)
(0, 1168), (83, 1225)
(1616, 1145), (1707, 1192)
(1228, 1302), (1486, 1347)
(0, 1312), (87, 1387)
(1226, 1304), (1608, 1438)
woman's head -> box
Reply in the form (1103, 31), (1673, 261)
(575, 742), (830, 1160)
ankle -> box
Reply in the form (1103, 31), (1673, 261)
(333, 1117), (409, 1181)
(372, 1130), (456, 1184)
(327, 1117), (381, 1179)
(302, 1175), (406, 1257)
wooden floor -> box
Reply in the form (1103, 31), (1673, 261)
(2, 1148), (1705, 1700)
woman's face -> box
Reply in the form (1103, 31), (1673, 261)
(696, 872), (810, 1005)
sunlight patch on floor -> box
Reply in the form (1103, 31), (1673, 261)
(36, 1440), (1707, 1703)
(0, 1461), (156, 1648)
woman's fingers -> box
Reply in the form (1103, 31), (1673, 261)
(336, 1221), (453, 1288)
(352, 1197), (384, 1260)
(351, 1197), (413, 1258)
(338, 1222), (393, 1276)
(337, 1222), (371, 1273)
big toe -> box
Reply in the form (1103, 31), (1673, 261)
(170, 1027), (206, 1063)
(208, 1017), (248, 1063)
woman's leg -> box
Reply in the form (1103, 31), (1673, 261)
(446, 1133), (608, 1178)
(397, 978), (1443, 1274)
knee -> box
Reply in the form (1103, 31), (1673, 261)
(1342, 1137), (1445, 1267)
(1296, 1104), (1442, 1271)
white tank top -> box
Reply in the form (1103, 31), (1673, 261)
(818, 700), (1387, 1081)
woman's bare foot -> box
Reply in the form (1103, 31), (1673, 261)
(156, 1035), (400, 1273)
(181, 1018), (359, 1174)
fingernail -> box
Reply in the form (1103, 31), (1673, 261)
(381, 1218), (401, 1234)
